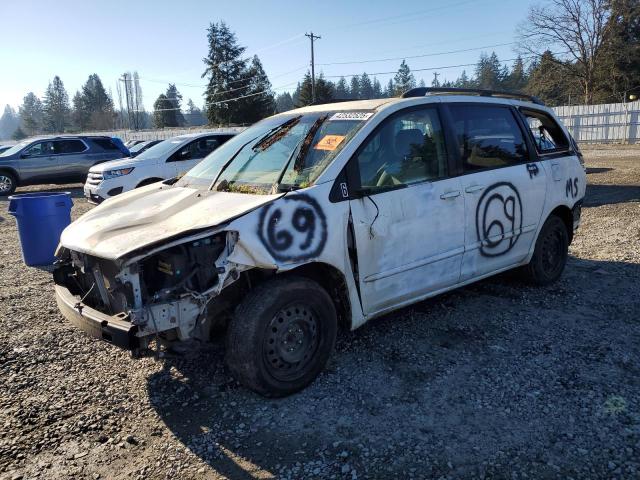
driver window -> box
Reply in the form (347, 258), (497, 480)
(355, 107), (447, 189)
(24, 141), (55, 157)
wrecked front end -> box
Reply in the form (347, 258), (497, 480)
(53, 230), (245, 353)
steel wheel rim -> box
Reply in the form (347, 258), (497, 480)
(0, 175), (12, 193)
(263, 303), (319, 382)
(541, 229), (563, 275)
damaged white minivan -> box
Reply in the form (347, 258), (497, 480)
(54, 88), (586, 397)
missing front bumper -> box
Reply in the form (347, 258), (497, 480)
(55, 284), (139, 350)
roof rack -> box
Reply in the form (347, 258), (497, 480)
(401, 87), (545, 105)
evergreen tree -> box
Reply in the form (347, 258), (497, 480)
(202, 22), (249, 124)
(506, 56), (527, 91)
(420, 78), (427, 88)
(240, 55), (275, 123)
(166, 84), (185, 126)
(455, 70), (472, 88)
(72, 91), (90, 130)
(475, 52), (503, 90)
(295, 72), (334, 106)
(153, 94), (178, 128)
(372, 77), (383, 98)
(18, 92), (43, 136)
(82, 74), (114, 129)
(385, 78), (395, 97)
(275, 92), (294, 113)
(0, 105), (20, 140)
(525, 51), (579, 105)
(349, 76), (360, 99)
(393, 60), (416, 95)
(359, 73), (374, 99)
(43, 76), (70, 133)
(335, 77), (349, 99)
(185, 99), (207, 126)
(12, 126), (27, 140)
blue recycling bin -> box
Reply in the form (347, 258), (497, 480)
(7, 192), (73, 266)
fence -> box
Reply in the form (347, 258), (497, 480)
(553, 100), (640, 144)
(84, 126), (246, 142)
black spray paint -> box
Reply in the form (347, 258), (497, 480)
(475, 182), (523, 257)
(526, 163), (539, 179)
(566, 177), (579, 198)
(258, 194), (328, 262)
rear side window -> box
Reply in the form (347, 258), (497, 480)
(520, 109), (569, 153)
(54, 139), (87, 154)
(91, 138), (120, 151)
(448, 104), (528, 172)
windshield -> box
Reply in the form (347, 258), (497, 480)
(129, 142), (151, 153)
(0, 141), (30, 157)
(136, 137), (185, 160)
(177, 110), (373, 193)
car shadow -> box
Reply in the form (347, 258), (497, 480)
(586, 167), (613, 174)
(584, 184), (640, 207)
(146, 256), (640, 478)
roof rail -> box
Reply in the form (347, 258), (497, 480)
(401, 87), (545, 105)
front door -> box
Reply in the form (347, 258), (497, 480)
(348, 105), (465, 316)
(53, 139), (91, 182)
(168, 136), (221, 178)
(445, 103), (547, 281)
(18, 140), (60, 184)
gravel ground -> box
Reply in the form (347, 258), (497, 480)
(1, 150), (639, 480)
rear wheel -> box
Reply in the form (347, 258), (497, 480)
(522, 215), (569, 285)
(0, 172), (16, 196)
(225, 276), (337, 397)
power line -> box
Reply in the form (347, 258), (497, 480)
(317, 42), (516, 66)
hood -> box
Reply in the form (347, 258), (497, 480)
(90, 156), (160, 172)
(60, 184), (283, 260)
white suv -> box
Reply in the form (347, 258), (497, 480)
(83, 132), (235, 203)
(54, 88), (586, 397)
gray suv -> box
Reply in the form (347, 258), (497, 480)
(0, 136), (129, 195)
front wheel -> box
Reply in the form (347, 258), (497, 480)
(225, 276), (337, 397)
(522, 215), (569, 285)
(0, 172), (17, 196)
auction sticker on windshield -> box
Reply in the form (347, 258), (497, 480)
(314, 135), (346, 151)
(329, 112), (374, 121)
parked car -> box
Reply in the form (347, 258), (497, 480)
(0, 136), (129, 195)
(124, 139), (144, 148)
(0, 145), (12, 155)
(54, 88), (586, 397)
(83, 132), (235, 203)
(128, 140), (162, 157)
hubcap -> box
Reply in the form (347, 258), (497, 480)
(263, 303), (319, 381)
(0, 176), (12, 193)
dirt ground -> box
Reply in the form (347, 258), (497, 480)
(1, 147), (639, 480)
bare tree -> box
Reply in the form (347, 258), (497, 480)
(517, 0), (610, 104)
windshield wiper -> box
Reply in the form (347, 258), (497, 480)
(270, 115), (328, 194)
(253, 115), (302, 151)
(208, 135), (260, 191)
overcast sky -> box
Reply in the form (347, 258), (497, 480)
(0, 0), (534, 112)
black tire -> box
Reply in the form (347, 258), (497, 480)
(226, 276), (337, 397)
(522, 215), (569, 285)
(0, 172), (17, 196)
(136, 178), (163, 188)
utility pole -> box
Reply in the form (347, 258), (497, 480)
(305, 32), (321, 103)
(432, 72), (440, 87)
(119, 73), (132, 130)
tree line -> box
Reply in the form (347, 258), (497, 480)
(1, 0), (637, 140)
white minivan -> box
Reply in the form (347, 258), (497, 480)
(54, 88), (586, 397)
(83, 132), (235, 203)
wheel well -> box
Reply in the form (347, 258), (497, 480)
(0, 168), (19, 184)
(278, 263), (352, 331)
(136, 178), (163, 188)
(549, 205), (573, 244)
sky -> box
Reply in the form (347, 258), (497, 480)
(0, 0), (535, 112)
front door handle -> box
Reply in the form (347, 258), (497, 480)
(440, 190), (461, 200)
(465, 184), (485, 193)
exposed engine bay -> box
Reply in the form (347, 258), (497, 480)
(53, 231), (245, 350)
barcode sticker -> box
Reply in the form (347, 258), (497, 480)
(329, 112), (374, 121)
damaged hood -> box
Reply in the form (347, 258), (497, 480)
(60, 184), (282, 260)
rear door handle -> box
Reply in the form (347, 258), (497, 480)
(465, 185), (485, 193)
(440, 190), (461, 200)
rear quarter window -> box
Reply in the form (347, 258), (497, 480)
(91, 138), (120, 151)
(520, 109), (570, 153)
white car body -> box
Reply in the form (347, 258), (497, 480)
(83, 132), (236, 203)
(54, 92), (586, 395)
